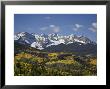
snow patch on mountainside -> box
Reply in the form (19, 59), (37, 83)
(14, 32), (96, 50)
(74, 39), (86, 44)
(31, 42), (44, 50)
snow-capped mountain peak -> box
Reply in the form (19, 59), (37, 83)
(14, 32), (96, 50)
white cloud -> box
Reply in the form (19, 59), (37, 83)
(45, 16), (51, 19)
(75, 24), (83, 28)
(49, 25), (55, 28)
(89, 22), (97, 32)
(92, 22), (97, 28)
(72, 24), (83, 31)
(73, 28), (78, 31)
(40, 27), (48, 31)
(52, 26), (60, 33)
(89, 27), (96, 32)
(40, 25), (60, 33)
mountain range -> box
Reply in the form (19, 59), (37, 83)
(14, 32), (97, 55)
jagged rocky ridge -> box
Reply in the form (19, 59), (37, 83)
(14, 32), (97, 54)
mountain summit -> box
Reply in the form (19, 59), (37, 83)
(14, 32), (96, 54)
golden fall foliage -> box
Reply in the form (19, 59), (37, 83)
(14, 52), (97, 76)
(89, 59), (97, 65)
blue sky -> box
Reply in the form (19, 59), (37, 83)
(14, 14), (97, 42)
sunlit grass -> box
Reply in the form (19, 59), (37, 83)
(46, 59), (76, 65)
